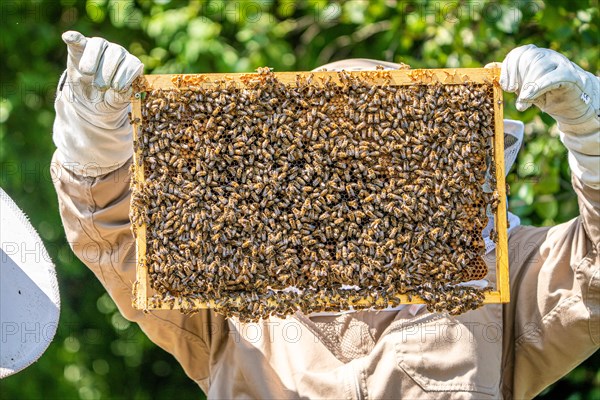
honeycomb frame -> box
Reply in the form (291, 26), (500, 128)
(130, 67), (509, 316)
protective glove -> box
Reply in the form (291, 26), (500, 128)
(500, 44), (599, 189)
(53, 31), (143, 177)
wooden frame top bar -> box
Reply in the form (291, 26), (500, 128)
(141, 68), (500, 91)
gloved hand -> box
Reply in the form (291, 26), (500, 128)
(53, 31), (144, 177)
(500, 44), (599, 189)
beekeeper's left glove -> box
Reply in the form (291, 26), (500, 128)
(500, 45), (599, 189)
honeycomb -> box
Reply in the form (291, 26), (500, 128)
(130, 68), (500, 320)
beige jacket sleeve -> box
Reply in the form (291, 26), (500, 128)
(502, 175), (599, 399)
(50, 153), (224, 390)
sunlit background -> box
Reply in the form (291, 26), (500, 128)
(0, 1), (598, 399)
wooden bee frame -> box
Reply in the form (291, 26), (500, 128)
(131, 67), (509, 314)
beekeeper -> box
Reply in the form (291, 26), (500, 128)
(52, 30), (598, 399)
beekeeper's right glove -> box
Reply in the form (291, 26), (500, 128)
(53, 31), (143, 177)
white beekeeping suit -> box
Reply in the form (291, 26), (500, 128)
(51, 31), (599, 399)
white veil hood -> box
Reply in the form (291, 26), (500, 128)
(0, 188), (60, 378)
(503, 119), (524, 175)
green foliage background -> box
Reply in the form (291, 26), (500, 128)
(0, 0), (598, 399)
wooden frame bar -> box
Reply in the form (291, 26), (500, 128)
(131, 67), (508, 311)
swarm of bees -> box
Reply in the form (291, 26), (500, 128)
(131, 68), (498, 321)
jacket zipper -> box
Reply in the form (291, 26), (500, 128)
(352, 364), (365, 400)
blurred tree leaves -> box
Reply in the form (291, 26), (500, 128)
(0, 0), (597, 399)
